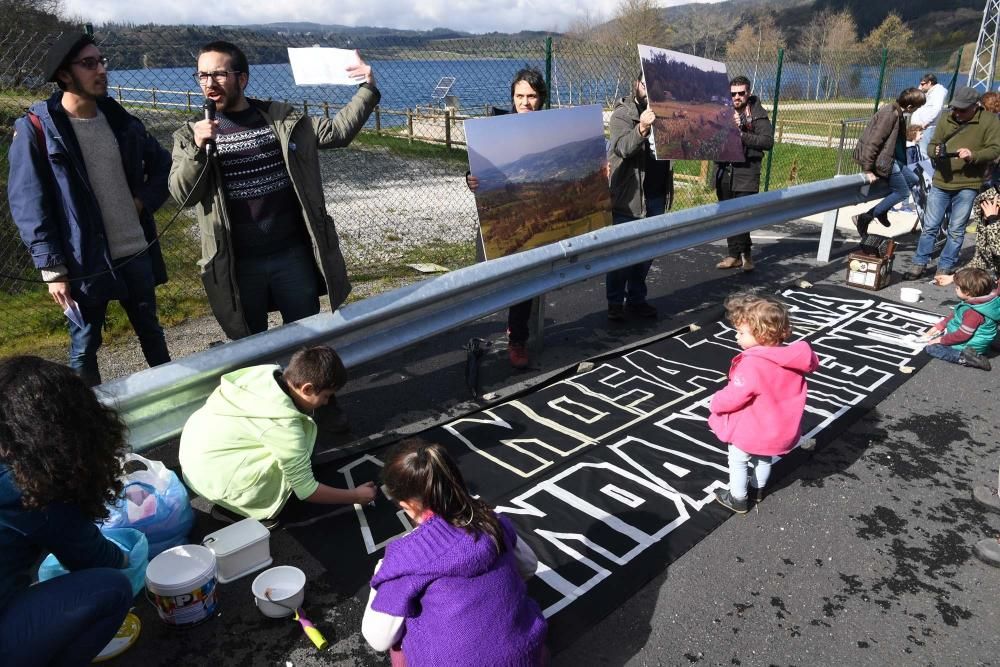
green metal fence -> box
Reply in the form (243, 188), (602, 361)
(0, 27), (953, 364)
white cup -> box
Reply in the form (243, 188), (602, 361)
(900, 287), (921, 303)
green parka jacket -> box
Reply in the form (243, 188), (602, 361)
(168, 85), (379, 339)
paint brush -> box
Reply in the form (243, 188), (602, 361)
(264, 588), (329, 650)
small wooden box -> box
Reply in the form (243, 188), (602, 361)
(846, 252), (894, 291)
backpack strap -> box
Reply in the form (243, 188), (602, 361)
(26, 112), (45, 151)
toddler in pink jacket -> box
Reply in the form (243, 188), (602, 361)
(709, 294), (819, 514)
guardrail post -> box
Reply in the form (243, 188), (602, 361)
(117, 85), (122, 102)
(528, 296), (545, 357)
(323, 101), (329, 118)
(186, 91), (192, 112)
(407, 108), (413, 144)
(151, 87), (157, 109)
(303, 99), (309, 115)
(375, 106), (381, 135)
(444, 109), (452, 149)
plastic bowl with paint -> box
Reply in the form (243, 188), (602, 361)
(251, 565), (306, 618)
(900, 287), (921, 303)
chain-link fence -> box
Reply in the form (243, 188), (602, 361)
(0, 27), (962, 360)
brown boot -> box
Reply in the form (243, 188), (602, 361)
(741, 253), (754, 272)
(716, 256), (741, 269)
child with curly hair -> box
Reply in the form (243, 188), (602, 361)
(0, 356), (134, 665)
(709, 295), (819, 514)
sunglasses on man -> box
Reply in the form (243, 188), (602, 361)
(730, 90), (748, 98)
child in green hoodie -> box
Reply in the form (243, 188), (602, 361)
(179, 346), (377, 521)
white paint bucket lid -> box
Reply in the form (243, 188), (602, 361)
(146, 545), (217, 596)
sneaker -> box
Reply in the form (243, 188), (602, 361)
(973, 537), (1000, 567)
(607, 303), (625, 322)
(741, 253), (754, 272)
(853, 212), (873, 238)
(876, 212), (891, 227)
(625, 302), (657, 318)
(714, 489), (748, 514)
(749, 486), (765, 504)
(973, 485), (1000, 514)
(508, 341), (529, 369)
(903, 265), (927, 281)
(959, 347), (992, 371)
(716, 256), (741, 269)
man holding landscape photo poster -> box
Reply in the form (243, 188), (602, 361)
(606, 72), (674, 321)
(714, 75), (773, 272)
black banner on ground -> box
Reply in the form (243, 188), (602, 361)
(301, 285), (936, 649)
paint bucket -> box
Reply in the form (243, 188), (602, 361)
(251, 566), (306, 618)
(145, 544), (218, 626)
(900, 287), (921, 303)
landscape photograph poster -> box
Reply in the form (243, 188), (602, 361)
(638, 44), (744, 162)
(464, 105), (612, 259)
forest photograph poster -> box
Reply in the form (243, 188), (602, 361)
(638, 44), (744, 162)
(464, 105), (612, 259)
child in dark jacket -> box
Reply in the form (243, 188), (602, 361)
(710, 295), (820, 514)
(922, 267), (1000, 371)
(361, 438), (547, 666)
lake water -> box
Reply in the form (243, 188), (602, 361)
(107, 56), (958, 125)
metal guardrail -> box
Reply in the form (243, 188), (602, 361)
(100, 174), (883, 451)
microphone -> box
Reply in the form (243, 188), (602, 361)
(202, 98), (216, 156)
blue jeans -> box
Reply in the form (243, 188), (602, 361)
(911, 187), (978, 271)
(727, 445), (773, 501)
(235, 244), (321, 335)
(0, 568), (132, 667)
(69, 251), (170, 387)
(606, 196), (666, 305)
(924, 343), (963, 365)
(870, 161), (920, 218)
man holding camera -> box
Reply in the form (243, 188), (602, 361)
(905, 87), (1000, 281)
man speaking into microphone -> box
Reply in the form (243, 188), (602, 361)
(168, 41), (379, 345)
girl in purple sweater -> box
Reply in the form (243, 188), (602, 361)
(710, 294), (819, 515)
(362, 439), (548, 666)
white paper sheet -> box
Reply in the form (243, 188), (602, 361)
(63, 299), (84, 329)
(287, 47), (366, 86)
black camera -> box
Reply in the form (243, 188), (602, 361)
(934, 143), (960, 159)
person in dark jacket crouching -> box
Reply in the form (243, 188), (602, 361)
(715, 76), (774, 272)
(0, 356), (133, 666)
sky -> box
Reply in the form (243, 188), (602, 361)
(466, 105), (604, 168)
(64, 0), (727, 34)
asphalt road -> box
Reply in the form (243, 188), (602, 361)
(124, 221), (999, 667)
